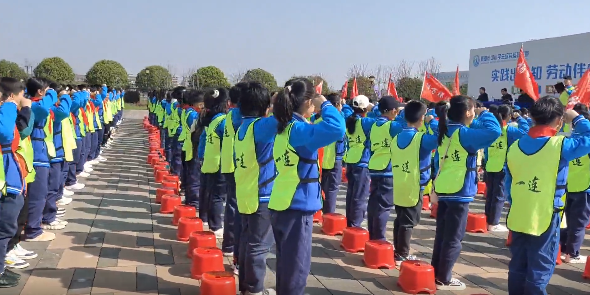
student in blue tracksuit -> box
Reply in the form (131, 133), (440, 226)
(341, 101), (353, 119)
(90, 86), (104, 161)
(163, 91), (175, 162)
(343, 95), (373, 228)
(260, 78), (345, 295)
(43, 84), (72, 231)
(366, 96), (404, 240)
(312, 93), (346, 214)
(431, 96), (501, 290)
(159, 91), (169, 150)
(25, 78), (57, 242)
(235, 82), (277, 295)
(65, 88), (85, 190)
(197, 88), (229, 238)
(505, 98), (590, 294)
(482, 105), (529, 232)
(0, 78), (26, 287)
(222, 83), (246, 259)
(169, 87), (185, 177)
(76, 85), (90, 176)
(182, 90), (204, 210)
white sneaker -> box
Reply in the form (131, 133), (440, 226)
(66, 182), (85, 190)
(489, 224), (509, 232)
(63, 189), (74, 197)
(245, 289), (276, 295)
(57, 197), (72, 206)
(84, 162), (93, 168)
(565, 254), (587, 264)
(78, 172), (90, 178)
(26, 231), (56, 242)
(87, 160), (99, 165)
(55, 218), (68, 226)
(98, 156), (107, 162)
(14, 244), (38, 260)
(213, 228), (224, 238)
(5, 251), (29, 269)
(436, 278), (466, 291)
(84, 167), (93, 173)
(42, 220), (66, 230)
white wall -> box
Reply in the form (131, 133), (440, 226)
(468, 32), (590, 100)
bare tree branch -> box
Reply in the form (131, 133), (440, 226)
(417, 57), (441, 76)
(391, 60), (416, 81)
(347, 64), (368, 78)
(229, 69), (246, 85)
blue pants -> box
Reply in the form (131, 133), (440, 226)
(367, 176), (393, 240)
(85, 132), (93, 161)
(238, 203), (273, 294)
(321, 160), (343, 214)
(44, 161), (64, 223)
(184, 157), (201, 208)
(89, 130), (99, 160)
(271, 209), (313, 295)
(77, 136), (87, 173)
(509, 213), (560, 295)
(345, 165), (369, 227)
(160, 128), (166, 149)
(200, 172), (226, 231)
(222, 173), (238, 254)
(484, 171), (506, 225)
(198, 165), (207, 219)
(164, 134), (172, 162)
(66, 139), (82, 186)
(25, 166), (49, 239)
(0, 193), (24, 274)
(560, 192), (590, 257)
(170, 137), (182, 176)
(60, 159), (69, 197)
(96, 128), (104, 155)
(431, 201), (469, 283)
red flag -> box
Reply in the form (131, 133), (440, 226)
(453, 66), (461, 96)
(340, 81), (348, 99)
(421, 71), (453, 102)
(315, 80), (323, 94)
(514, 45), (539, 101)
(387, 74), (401, 102)
(351, 77), (359, 98)
(570, 69), (590, 107)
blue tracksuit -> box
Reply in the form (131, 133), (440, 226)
(183, 109), (201, 208)
(222, 107), (243, 255)
(506, 116), (590, 295)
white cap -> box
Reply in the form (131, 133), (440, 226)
(352, 95), (370, 109)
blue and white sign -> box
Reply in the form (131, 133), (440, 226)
(468, 32), (590, 99)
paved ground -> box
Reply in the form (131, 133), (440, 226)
(5, 114), (590, 295)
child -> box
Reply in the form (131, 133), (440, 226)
(506, 97), (590, 294)
(198, 88), (229, 238)
(390, 100), (438, 265)
(163, 91), (174, 162)
(263, 78), (345, 294)
(483, 105), (529, 232)
(432, 95), (501, 290)
(168, 87), (185, 176)
(312, 93), (346, 214)
(343, 95), (373, 228)
(559, 103), (590, 264)
(181, 90), (204, 209)
(43, 84), (72, 230)
(234, 82), (277, 295)
(64, 87), (85, 191)
(0, 78), (26, 287)
(366, 96), (403, 240)
(76, 84), (91, 178)
(221, 83), (246, 258)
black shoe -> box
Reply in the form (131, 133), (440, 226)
(0, 272), (19, 288)
(4, 269), (21, 280)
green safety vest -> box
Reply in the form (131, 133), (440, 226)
(221, 109), (236, 173)
(43, 114), (56, 158)
(155, 103), (164, 125)
(485, 125), (508, 173)
(0, 151), (6, 195)
(86, 105), (95, 133)
(62, 117), (77, 162)
(235, 118), (262, 214)
(181, 110), (196, 161)
(368, 121), (393, 170)
(568, 154), (590, 192)
(78, 112), (86, 137)
(178, 109), (188, 142)
(166, 105), (180, 136)
(201, 115), (226, 173)
(391, 132), (424, 207)
(17, 137), (35, 183)
(344, 120), (366, 164)
(434, 129), (473, 194)
(314, 117), (337, 169)
(506, 136), (564, 236)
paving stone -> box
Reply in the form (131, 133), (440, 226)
(67, 268), (96, 294)
(84, 232), (105, 247)
(36, 248), (65, 269)
(154, 244), (175, 265)
(97, 247), (121, 268)
(136, 265), (159, 291)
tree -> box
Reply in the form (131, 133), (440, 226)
(193, 66), (230, 89)
(86, 60), (129, 88)
(135, 65), (172, 91)
(0, 59), (28, 80)
(242, 68), (278, 91)
(290, 75), (330, 95)
(346, 76), (376, 100)
(417, 57), (441, 76)
(33, 57), (75, 84)
(123, 91), (140, 104)
(445, 83), (468, 96)
(396, 77), (423, 101)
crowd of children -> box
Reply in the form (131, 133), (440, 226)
(0, 77), (124, 288)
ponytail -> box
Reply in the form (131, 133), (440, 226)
(435, 101), (449, 146)
(274, 86), (294, 134)
(437, 95), (475, 146)
(346, 106), (366, 134)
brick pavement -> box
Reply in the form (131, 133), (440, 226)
(5, 113), (590, 295)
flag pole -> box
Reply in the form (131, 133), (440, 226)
(420, 71), (426, 99)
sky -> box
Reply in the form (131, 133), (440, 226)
(2, 0), (589, 88)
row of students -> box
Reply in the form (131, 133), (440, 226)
(0, 77), (124, 288)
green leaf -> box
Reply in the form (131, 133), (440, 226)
(135, 66), (172, 92)
(242, 68), (278, 91)
(0, 60), (28, 80)
(33, 57), (75, 84)
(86, 60), (129, 88)
(192, 66), (230, 88)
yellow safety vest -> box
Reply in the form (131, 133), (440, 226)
(506, 136), (564, 236)
(391, 132), (424, 207)
(568, 155), (590, 193)
(42, 114), (56, 158)
(201, 115), (226, 173)
(182, 110), (196, 161)
(221, 109), (236, 173)
(434, 129), (474, 194)
(485, 125), (508, 173)
(61, 117), (77, 162)
(314, 117), (337, 169)
(77, 112), (86, 137)
(16, 137), (35, 183)
(344, 119), (366, 164)
(368, 121), (393, 170)
(178, 109), (188, 142)
(234, 118), (267, 214)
